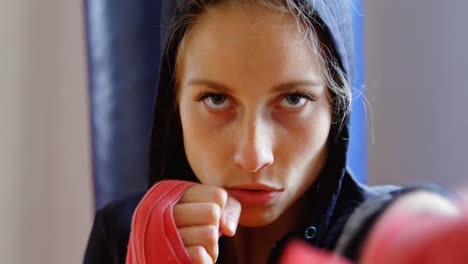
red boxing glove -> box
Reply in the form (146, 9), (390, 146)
(361, 208), (468, 264)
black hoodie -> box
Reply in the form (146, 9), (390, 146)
(83, 1), (438, 263)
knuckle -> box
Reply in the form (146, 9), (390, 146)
(206, 203), (221, 224)
(189, 246), (205, 264)
(180, 184), (202, 202)
(177, 227), (189, 243)
(211, 188), (228, 208)
(179, 187), (193, 201)
(173, 205), (191, 226)
(173, 205), (182, 219)
(204, 225), (219, 248)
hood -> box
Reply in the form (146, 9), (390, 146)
(150, 0), (355, 247)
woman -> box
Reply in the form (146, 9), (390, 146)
(84, 0), (460, 263)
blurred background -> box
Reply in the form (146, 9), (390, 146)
(366, 0), (468, 186)
(0, 0), (466, 263)
(0, 1), (93, 264)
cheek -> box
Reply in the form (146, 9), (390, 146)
(305, 111), (331, 157)
(275, 106), (332, 170)
(180, 101), (208, 154)
(279, 103), (331, 141)
(179, 101), (229, 184)
(301, 111), (331, 148)
(180, 103), (208, 143)
(180, 102), (230, 146)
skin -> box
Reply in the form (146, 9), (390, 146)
(174, 4), (332, 264)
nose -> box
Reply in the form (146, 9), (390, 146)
(233, 118), (274, 173)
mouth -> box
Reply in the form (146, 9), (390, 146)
(225, 183), (283, 207)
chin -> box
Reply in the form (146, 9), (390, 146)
(238, 207), (280, 227)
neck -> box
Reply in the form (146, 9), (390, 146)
(224, 195), (310, 264)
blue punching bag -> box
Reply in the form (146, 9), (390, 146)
(348, 0), (367, 183)
(84, 0), (161, 210)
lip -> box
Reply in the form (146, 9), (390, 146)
(225, 184), (283, 207)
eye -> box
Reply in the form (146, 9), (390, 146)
(199, 93), (232, 110)
(279, 93), (311, 109)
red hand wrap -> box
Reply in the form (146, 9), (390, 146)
(126, 180), (197, 264)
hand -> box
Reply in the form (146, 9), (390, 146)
(173, 184), (242, 264)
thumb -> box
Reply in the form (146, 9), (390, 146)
(220, 196), (241, 237)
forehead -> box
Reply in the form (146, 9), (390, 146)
(180, 5), (324, 87)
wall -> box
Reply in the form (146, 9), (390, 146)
(0, 1), (93, 263)
(365, 0), (468, 187)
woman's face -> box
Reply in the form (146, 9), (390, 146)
(178, 5), (332, 227)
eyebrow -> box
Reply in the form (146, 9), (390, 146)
(272, 80), (323, 92)
(188, 79), (234, 93)
(187, 79), (323, 93)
